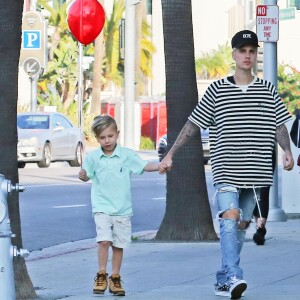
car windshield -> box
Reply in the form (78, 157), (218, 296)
(17, 115), (50, 129)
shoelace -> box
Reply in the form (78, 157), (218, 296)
(218, 284), (229, 291)
(111, 277), (122, 288)
(95, 273), (106, 285)
(229, 276), (240, 285)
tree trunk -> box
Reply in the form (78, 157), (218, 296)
(156, 0), (218, 241)
(0, 2), (37, 299)
(90, 0), (105, 115)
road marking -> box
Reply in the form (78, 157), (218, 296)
(52, 204), (87, 208)
(152, 197), (166, 200)
(132, 178), (165, 181)
(24, 182), (89, 188)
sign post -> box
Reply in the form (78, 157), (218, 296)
(256, 1), (287, 221)
(20, 11), (47, 112)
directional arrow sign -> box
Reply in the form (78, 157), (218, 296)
(23, 58), (41, 76)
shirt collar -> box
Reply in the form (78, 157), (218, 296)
(98, 144), (121, 158)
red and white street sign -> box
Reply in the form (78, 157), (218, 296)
(256, 5), (279, 42)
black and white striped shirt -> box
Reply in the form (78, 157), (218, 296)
(188, 76), (292, 188)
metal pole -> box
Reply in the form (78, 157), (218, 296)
(244, 0), (251, 29)
(30, 76), (38, 112)
(263, 0), (287, 221)
(124, 0), (140, 149)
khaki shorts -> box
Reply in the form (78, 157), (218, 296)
(94, 213), (132, 248)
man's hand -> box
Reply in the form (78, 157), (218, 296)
(283, 150), (294, 171)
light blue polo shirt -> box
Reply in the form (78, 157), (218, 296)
(83, 144), (148, 216)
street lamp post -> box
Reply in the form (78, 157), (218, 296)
(124, 0), (140, 149)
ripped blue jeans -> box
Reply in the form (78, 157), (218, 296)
(215, 183), (260, 284)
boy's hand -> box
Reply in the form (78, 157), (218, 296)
(79, 169), (89, 181)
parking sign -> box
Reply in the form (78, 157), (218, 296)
(23, 30), (41, 49)
(20, 11), (47, 69)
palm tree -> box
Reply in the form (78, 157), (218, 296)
(0, 2), (36, 298)
(38, 0), (79, 109)
(195, 44), (234, 79)
(102, 0), (155, 92)
(38, 0), (71, 61)
(156, 0), (218, 241)
(102, 0), (125, 91)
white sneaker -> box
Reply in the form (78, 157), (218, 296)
(228, 276), (247, 299)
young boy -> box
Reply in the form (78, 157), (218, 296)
(79, 115), (159, 296)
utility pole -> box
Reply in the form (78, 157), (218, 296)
(124, 0), (140, 149)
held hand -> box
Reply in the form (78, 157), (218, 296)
(283, 151), (294, 171)
(158, 162), (167, 174)
(158, 155), (173, 174)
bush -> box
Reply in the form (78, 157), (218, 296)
(140, 136), (155, 150)
(278, 64), (300, 114)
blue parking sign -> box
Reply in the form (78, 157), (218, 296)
(23, 30), (41, 49)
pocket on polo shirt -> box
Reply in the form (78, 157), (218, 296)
(116, 163), (129, 174)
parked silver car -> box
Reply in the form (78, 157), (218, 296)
(17, 112), (84, 168)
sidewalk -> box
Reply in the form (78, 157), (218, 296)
(26, 219), (300, 300)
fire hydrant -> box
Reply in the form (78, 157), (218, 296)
(0, 174), (29, 300)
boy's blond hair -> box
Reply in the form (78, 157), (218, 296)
(92, 115), (118, 137)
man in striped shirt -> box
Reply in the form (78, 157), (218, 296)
(159, 30), (294, 299)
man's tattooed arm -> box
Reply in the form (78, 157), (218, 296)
(167, 120), (200, 157)
(276, 124), (294, 170)
(276, 124), (291, 152)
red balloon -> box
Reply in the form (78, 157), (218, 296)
(67, 0), (105, 45)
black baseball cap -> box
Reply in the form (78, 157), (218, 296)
(231, 30), (260, 49)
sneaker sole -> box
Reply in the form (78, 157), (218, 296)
(215, 291), (230, 297)
(109, 289), (125, 296)
(93, 289), (105, 294)
(230, 282), (247, 299)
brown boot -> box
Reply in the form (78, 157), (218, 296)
(93, 271), (108, 294)
(109, 274), (125, 296)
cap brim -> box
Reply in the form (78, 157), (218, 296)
(233, 42), (260, 49)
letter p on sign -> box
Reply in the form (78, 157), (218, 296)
(23, 30), (41, 49)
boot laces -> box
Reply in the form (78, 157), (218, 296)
(111, 276), (122, 288)
(95, 273), (106, 285)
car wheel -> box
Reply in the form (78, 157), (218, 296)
(37, 143), (51, 168)
(18, 162), (26, 168)
(68, 143), (83, 167)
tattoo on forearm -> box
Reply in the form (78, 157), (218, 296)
(169, 120), (199, 155)
(276, 124), (291, 152)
